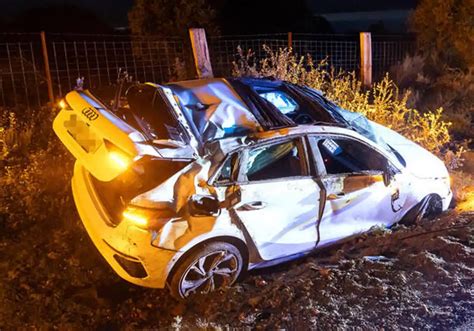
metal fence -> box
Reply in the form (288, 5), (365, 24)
(372, 36), (417, 80)
(0, 33), (186, 109)
(0, 32), (416, 109)
(0, 35), (47, 109)
(48, 34), (186, 97)
(208, 33), (289, 76)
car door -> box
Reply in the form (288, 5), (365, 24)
(307, 135), (408, 246)
(226, 137), (322, 261)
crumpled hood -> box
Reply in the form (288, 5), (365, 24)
(370, 121), (449, 179)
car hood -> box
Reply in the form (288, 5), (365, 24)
(370, 121), (449, 179)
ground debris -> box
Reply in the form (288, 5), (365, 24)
(1, 210), (472, 329)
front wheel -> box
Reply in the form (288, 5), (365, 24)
(168, 241), (244, 299)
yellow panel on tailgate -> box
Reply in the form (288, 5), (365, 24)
(53, 90), (139, 182)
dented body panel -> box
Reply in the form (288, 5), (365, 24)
(56, 78), (452, 290)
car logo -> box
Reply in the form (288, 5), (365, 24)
(81, 107), (99, 121)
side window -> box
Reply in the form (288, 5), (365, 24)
(215, 153), (238, 185)
(258, 91), (298, 114)
(244, 139), (304, 182)
(317, 137), (387, 175)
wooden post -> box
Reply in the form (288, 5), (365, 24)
(359, 32), (372, 87)
(287, 32), (293, 50)
(40, 31), (54, 103)
(188, 28), (213, 78)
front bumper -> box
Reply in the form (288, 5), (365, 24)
(71, 161), (176, 288)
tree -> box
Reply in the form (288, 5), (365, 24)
(410, 0), (474, 69)
(128, 0), (219, 37)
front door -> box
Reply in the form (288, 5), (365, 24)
(308, 136), (408, 246)
(231, 138), (322, 260)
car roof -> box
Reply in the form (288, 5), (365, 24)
(210, 124), (363, 155)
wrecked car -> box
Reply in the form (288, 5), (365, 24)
(53, 78), (452, 298)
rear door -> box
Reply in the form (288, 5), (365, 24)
(228, 137), (322, 261)
(53, 84), (198, 181)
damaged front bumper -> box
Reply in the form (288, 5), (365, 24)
(71, 161), (176, 288)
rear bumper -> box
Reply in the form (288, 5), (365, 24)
(71, 161), (176, 288)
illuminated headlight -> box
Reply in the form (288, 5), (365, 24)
(122, 206), (172, 230)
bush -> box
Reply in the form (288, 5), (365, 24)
(410, 0), (474, 69)
(0, 106), (74, 232)
(390, 56), (474, 140)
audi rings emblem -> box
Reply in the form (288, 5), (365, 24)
(82, 107), (99, 121)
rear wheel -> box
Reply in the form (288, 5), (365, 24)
(168, 241), (243, 299)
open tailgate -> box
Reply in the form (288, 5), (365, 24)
(53, 90), (144, 181)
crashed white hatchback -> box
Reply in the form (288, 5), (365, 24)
(53, 78), (452, 298)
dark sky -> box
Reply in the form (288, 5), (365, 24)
(0, 0), (417, 27)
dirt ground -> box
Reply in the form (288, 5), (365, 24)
(1, 207), (473, 329)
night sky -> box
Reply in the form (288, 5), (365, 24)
(0, 0), (418, 32)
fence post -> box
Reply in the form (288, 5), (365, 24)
(40, 31), (54, 103)
(287, 32), (293, 49)
(359, 32), (372, 87)
(188, 28), (213, 78)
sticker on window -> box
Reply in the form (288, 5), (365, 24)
(322, 139), (342, 155)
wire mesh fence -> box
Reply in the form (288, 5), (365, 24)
(0, 37), (49, 109)
(372, 37), (416, 80)
(48, 34), (186, 98)
(209, 33), (362, 76)
(208, 34), (289, 76)
(0, 32), (416, 109)
(292, 33), (360, 73)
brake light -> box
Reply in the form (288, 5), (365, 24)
(109, 150), (131, 171)
(58, 98), (72, 110)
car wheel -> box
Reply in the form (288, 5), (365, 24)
(400, 194), (443, 226)
(168, 241), (244, 299)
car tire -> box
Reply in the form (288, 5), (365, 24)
(400, 194), (443, 226)
(168, 241), (244, 299)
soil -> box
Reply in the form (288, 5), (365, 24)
(1, 209), (473, 329)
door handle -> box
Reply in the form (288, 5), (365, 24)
(237, 201), (266, 211)
(327, 192), (345, 200)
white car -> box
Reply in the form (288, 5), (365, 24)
(53, 78), (452, 298)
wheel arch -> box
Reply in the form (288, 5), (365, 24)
(165, 235), (249, 286)
(399, 193), (443, 225)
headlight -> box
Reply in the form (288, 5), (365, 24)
(122, 206), (173, 230)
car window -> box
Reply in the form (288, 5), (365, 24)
(317, 137), (387, 175)
(259, 91), (298, 114)
(244, 140), (304, 182)
(215, 153), (238, 184)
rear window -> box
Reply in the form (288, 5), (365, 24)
(126, 84), (185, 142)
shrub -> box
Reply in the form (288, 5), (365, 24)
(0, 106), (74, 231)
(410, 0), (474, 69)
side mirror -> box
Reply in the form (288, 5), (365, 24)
(188, 194), (220, 217)
(383, 164), (396, 186)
